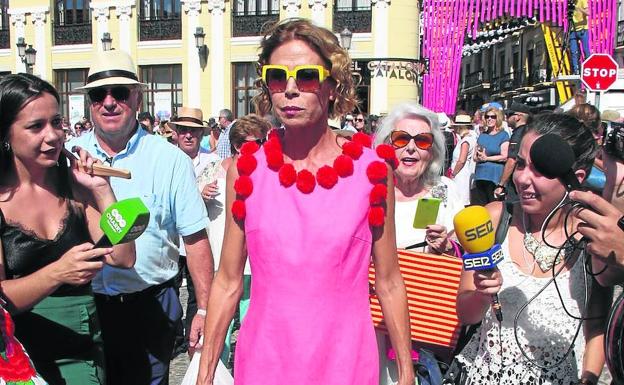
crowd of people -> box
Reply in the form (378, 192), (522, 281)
(0, 16), (624, 385)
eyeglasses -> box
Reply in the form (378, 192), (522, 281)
(354, 118), (365, 123)
(262, 64), (331, 93)
(246, 137), (266, 146)
(88, 86), (132, 104)
(485, 114), (497, 120)
(174, 126), (203, 135)
(390, 131), (434, 150)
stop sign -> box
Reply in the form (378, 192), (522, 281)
(581, 54), (619, 92)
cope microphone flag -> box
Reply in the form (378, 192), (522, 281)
(95, 198), (150, 248)
(453, 206), (504, 322)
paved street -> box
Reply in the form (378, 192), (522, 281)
(170, 285), (192, 385)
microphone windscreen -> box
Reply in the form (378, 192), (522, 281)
(453, 206), (495, 254)
(530, 134), (575, 179)
(99, 198), (150, 245)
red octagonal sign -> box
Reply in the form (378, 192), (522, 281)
(581, 54), (619, 92)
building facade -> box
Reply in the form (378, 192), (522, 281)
(0, 0), (420, 125)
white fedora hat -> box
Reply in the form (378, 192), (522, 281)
(78, 50), (147, 90)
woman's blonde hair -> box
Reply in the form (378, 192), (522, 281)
(484, 107), (504, 131)
(252, 18), (358, 119)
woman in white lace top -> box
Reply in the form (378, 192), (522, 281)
(455, 114), (612, 385)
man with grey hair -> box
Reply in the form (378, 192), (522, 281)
(69, 49), (214, 385)
(215, 108), (234, 159)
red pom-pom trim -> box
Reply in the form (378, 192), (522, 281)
(237, 154), (257, 176)
(296, 169), (316, 194)
(234, 175), (253, 198)
(268, 129), (281, 142)
(367, 161), (388, 183)
(232, 199), (246, 221)
(342, 141), (363, 160)
(352, 132), (372, 148)
(279, 163), (297, 187)
(369, 183), (387, 205)
(240, 141), (260, 155)
(265, 147), (284, 171)
(376, 144), (399, 169)
(333, 155), (354, 177)
(368, 206), (385, 226)
(316, 165), (339, 189)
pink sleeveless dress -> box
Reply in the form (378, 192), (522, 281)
(234, 146), (380, 385)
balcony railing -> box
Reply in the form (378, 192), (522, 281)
(54, 23), (92, 45)
(232, 13), (279, 37)
(463, 69), (490, 90)
(139, 17), (181, 41)
(0, 28), (8, 49)
(617, 20), (624, 48)
(332, 7), (372, 33)
(499, 71), (522, 91)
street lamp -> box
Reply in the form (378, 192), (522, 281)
(101, 32), (112, 51)
(16, 38), (36, 74)
(194, 27), (209, 70)
(339, 27), (353, 51)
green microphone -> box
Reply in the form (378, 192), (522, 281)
(94, 198), (150, 248)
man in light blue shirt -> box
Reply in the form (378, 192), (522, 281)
(69, 50), (214, 385)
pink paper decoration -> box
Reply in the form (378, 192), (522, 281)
(421, 0), (617, 114)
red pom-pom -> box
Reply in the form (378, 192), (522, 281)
(263, 136), (282, 154)
(237, 154), (257, 176)
(316, 165), (339, 189)
(278, 163), (297, 187)
(333, 155), (354, 177)
(234, 175), (253, 198)
(369, 183), (387, 205)
(265, 148), (284, 171)
(367, 161), (388, 183)
(376, 144), (399, 169)
(368, 206), (385, 226)
(342, 141), (363, 160)
(296, 169), (316, 193)
(232, 199), (246, 221)
(352, 132), (372, 148)
(240, 141), (260, 155)
(268, 129), (281, 141)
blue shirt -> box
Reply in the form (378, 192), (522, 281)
(68, 126), (208, 295)
(474, 130), (510, 184)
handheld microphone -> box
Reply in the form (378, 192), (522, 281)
(94, 198), (150, 248)
(529, 134), (580, 191)
(453, 206), (504, 322)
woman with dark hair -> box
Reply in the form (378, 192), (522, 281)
(568, 103), (606, 193)
(197, 18), (413, 385)
(455, 114), (611, 384)
(0, 73), (135, 384)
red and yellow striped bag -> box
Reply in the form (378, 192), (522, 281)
(369, 249), (463, 350)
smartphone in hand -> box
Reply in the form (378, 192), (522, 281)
(412, 198), (442, 229)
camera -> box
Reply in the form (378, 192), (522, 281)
(603, 121), (624, 161)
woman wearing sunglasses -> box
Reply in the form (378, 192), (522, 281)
(373, 102), (464, 383)
(0, 74), (135, 384)
(197, 19), (413, 385)
(471, 107), (509, 205)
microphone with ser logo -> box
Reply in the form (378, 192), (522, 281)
(453, 205), (504, 322)
(94, 197), (150, 248)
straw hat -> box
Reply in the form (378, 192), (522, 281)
(160, 122), (174, 138)
(602, 109), (621, 123)
(170, 107), (208, 128)
(452, 114), (472, 126)
(78, 50), (147, 90)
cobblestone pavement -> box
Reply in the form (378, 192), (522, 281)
(170, 284), (191, 385)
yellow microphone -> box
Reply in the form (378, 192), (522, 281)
(453, 206), (504, 322)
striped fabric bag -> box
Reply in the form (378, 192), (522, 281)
(369, 249), (463, 350)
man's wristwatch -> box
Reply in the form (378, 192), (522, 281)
(495, 184), (507, 193)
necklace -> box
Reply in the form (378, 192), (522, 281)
(522, 215), (572, 272)
(230, 130), (399, 226)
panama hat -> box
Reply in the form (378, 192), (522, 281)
(170, 107), (208, 128)
(451, 114), (472, 126)
(78, 50), (147, 90)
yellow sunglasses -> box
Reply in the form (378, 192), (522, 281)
(261, 64), (331, 93)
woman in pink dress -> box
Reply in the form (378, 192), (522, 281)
(197, 19), (414, 385)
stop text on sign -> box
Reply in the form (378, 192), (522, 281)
(582, 68), (618, 78)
